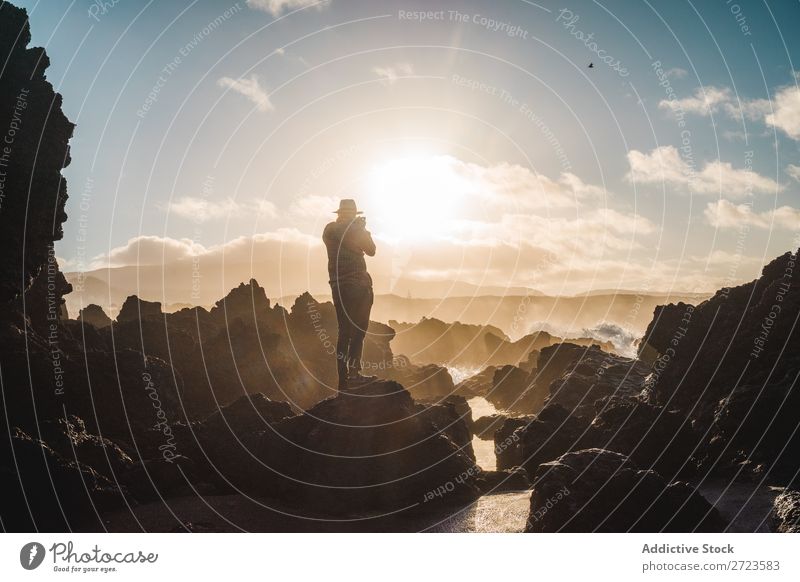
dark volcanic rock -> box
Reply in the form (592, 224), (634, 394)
(526, 449), (724, 532)
(117, 295), (163, 323)
(640, 249), (799, 422)
(473, 414), (508, 439)
(494, 415), (534, 470)
(203, 393), (295, 433)
(0, 3), (75, 302)
(0, 428), (124, 531)
(256, 380), (482, 514)
(539, 343), (649, 417)
(517, 404), (596, 478)
(707, 377), (800, 483)
(77, 304), (113, 328)
(771, 490), (800, 533)
(591, 396), (700, 480)
(386, 360), (456, 400)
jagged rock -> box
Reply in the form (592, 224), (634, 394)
(0, 428), (124, 531)
(640, 248), (800, 425)
(591, 396), (700, 480)
(517, 404), (596, 477)
(387, 361), (456, 400)
(38, 415), (134, 478)
(489, 365), (534, 410)
(253, 380), (482, 514)
(209, 278), (271, 322)
(415, 396), (474, 459)
(0, 3), (75, 302)
(707, 377), (800, 483)
(771, 490), (800, 533)
(454, 365), (496, 398)
(495, 415), (534, 470)
(473, 414), (508, 439)
(526, 449), (725, 532)
(117, 295), (163, 323)
(540, 343), (649, 417)
(77, 304), (112, 328)
(203, 393), (295, 432)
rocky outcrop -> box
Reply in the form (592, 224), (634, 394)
(389, 317), (614, 368)
(77, 303), (113, 328)
(526, 449), (724, 532)
(387, 360), (456, 400)
(0, 4), (75, 303)
(253, 381), (482, 514)
(541, 344), (649, 417)
(473, 414), (508, 439)
(640, 249), (799, 421)
(706, 377), (800, 483)
(771, 490), (800, 533)
(117, 295), (163, 323)
(0, 428), (124, 531)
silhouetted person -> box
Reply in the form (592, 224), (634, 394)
(323, 199), (377, 390)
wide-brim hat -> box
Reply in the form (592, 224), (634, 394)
(334, 198), (363, 214)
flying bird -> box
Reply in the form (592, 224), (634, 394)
(588, 62), (594, 68)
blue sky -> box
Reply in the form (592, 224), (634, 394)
(14, 0), (800, 296)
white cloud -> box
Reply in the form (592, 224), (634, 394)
(169, 196), (242, 222)
(786, 164), (800, 182)
(764, 85), (800, 140)
(659, 86), (732, 115)
(626, 146), (782, 197)
(217, 74), (274, 112)
(93, 236), (207, 268)
(665, 67), (688, 80)
(246, 0), (330, 16)
(167, 197), (278, 222)
(661, 81), (800, 140)
(704, 199), (800, 229)
(372, 63), (414, 84)
(290, 194), (340, 218)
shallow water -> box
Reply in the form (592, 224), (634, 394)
(467, 396), (499, 471)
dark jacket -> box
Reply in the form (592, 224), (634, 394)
(322, 218), (376, 286)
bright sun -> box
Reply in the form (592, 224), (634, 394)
(364, 155), (470, 240)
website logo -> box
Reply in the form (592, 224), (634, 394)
(20, 542), (46, 570)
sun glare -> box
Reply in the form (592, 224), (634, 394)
(365, 155), (469, 240)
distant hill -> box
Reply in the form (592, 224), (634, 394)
(64, 265), (710, 338)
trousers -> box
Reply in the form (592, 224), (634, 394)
(331, 281), (374, 387)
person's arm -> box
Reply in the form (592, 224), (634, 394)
(341, 219), (376, 256)
(359, 228), (376, 256)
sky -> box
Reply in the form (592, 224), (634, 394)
(14, 0), (800, 298)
